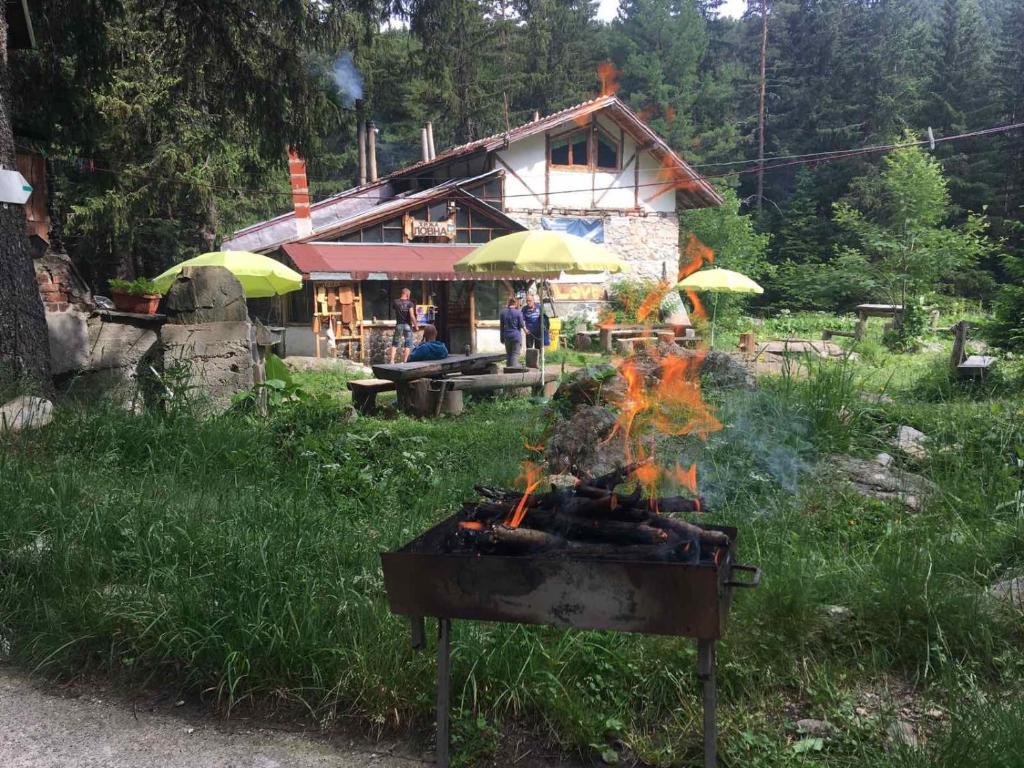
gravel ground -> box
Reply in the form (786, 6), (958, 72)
(0, 665), (426, 768)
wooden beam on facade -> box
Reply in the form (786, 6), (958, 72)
(494, 155), (545, 207)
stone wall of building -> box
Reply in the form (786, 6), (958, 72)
(507, 210), (681, 321)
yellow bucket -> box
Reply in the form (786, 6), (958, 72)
(545, 317), (562, 352)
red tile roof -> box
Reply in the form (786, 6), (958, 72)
(282, 242), (519, 281)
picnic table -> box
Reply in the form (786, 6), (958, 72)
(368, 352), (535, 417)
(371, 352), (505, 382)
(855, 304), (903, 338)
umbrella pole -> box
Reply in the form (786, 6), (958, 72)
(711, 294), (718, 349)
(540, 280), (546, 389)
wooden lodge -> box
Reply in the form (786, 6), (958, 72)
(227, 96), (723, 361)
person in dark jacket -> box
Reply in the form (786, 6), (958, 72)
(388, 287), (419, 363)
(498, 297), (526, 368)
(407, 324), (448, 362)
(521, 293), (546, 349)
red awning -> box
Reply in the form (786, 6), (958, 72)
(282, 242), (518, 281)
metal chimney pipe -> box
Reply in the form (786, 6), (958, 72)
(533, 110), (540, 122)
(421, 127), (430, 163)
(367, 121), (378, 183)
(426, 121), (436, 160)
(357, 121), (367, 186)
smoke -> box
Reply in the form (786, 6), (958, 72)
(330, 52), (363, 108)
(678, 388), (813, 511)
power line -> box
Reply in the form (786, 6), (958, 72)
(40, 119), (1024, 202)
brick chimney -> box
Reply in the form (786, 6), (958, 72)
(287, 147), (313, 239)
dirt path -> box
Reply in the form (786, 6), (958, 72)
(0, 665), (426, 768)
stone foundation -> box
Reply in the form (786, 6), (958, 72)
(161, 321), (258, 410)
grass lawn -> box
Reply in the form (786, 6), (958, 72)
(2, 313), (1023, 766)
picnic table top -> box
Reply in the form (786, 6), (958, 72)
(856, 303), (904, 315)
(371, 352), (505, 382)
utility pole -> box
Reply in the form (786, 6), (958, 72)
(756, 0), (769, 211)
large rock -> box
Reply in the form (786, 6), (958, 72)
(828, 454), (935, 510)
(988, 576), (1024, 610)
(546, 405), (626, 477)
(161, 321), (257, 410)
(0, 396), (54, 434)
(46, 309), (90, 375)
(894, 425), (928, 460)
(700, 350), (756, 390)
(164, 266), (248, 324)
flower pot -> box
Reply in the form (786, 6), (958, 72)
(111, 291), (161, 315)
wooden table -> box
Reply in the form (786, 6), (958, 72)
(371, 352), (506, 383)
(371, 353), (507, 416)
(855, 304), (903, 337)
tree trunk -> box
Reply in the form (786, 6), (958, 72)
(756, 0), (768, 212)
(0, 16), (52, 397)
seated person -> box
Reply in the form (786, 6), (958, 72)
(407, 324), (449, 362)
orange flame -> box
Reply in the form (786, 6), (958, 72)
(637, 280), (672, 324)
(598, 62), (619, 98)
(673, 463), (697, 494)
(652, 352), (722, 439)
(680, 234), (714, 321)
(459, 521), (484, 531)
(524, 441), (545, 453)
(506, 461), (543, 529)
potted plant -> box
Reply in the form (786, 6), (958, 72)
(108, 278), (162, 314)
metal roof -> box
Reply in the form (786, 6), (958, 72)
(224, 96), (722, 251)
(283, 242), (520, 282)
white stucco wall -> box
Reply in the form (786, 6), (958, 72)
(495, 114), (676, 215)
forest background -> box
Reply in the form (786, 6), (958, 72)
(10, 0), (1024, 346)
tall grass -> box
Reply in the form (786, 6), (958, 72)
(2, 350), (1023, 766)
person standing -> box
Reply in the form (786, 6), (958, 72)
(521, 293), (545, 350)
(388, 287), (419, 363)
(498, 296), (526, 368)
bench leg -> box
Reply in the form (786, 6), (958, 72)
(351, 390), (376, 414)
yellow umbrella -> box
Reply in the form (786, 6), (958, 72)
(151, 251), (303, 298)
(676, 268), (763, 347)
(676, 268), (764, 295)
(455, 232), (627, 389)
(453, 230), (628, 276)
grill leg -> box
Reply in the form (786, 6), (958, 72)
(436, 619), (451, 768)
(697, 639), (717, 768)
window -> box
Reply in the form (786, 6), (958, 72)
(596, 130), (619, 170)
(550, 130), (589, 167)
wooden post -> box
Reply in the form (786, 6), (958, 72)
(312, 285), (321, 359)
(467, 282), (477, 353)
(600, 327), (614, 355)
(544, 135), (550, 209)
(355, 281), (365, 363)
(950, 320), (968, 369)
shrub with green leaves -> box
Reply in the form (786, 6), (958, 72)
(108, 277), (160, 296)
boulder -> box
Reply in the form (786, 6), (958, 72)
(700, 350), (756, 390)
(163, 266), (248, 324)
(894, 425), (928, 460)
(46, 309), (90, 375)
(0, 395), (54, 434)
(828, 455), (935, 510)
(546, 405), (626, 477)
(160, 321), (257, 411)
(886, 720), (918, 749)
(988, 576), (1024, 610)
(796, 719), (836, 738)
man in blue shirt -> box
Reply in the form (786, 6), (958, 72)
(521, 293), (546, 350)
(407, 324), (449, 362)
(499, 297), (526, 368)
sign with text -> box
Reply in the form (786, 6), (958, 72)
(404, 214), (457, 241)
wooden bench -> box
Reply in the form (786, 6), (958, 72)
(821, 329), (858, 340)
(346, 378), (396, 413)
(615, 336), (659, 355)
(950, 320), (996, 379)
